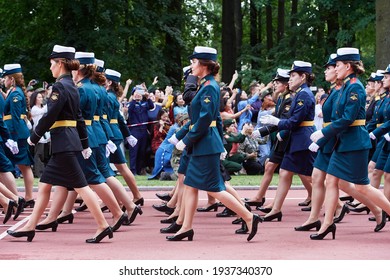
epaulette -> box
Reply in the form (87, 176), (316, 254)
(285, 94), (291, 99)
(76, 82), (83, 88)
(350, 77), (357, 84)
(375, 96), (380, 101)
(204, 80), (211, 86)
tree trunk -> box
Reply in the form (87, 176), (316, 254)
(277, 0), (285, 43)
(290, 0), (298, 28)
(250, 0), (258, 69)
(266, 1), (273, 50)
(234, 0), (242, 74)
(376, 0), (390, 68)
(222, 0), (236, 83)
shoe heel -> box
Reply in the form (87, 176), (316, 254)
(52, 224), (58, 232)
(109, 231), (113, 239)
(277, 216), (282, 221)
(188, 234), (194, 241)
(331, 228), (336, 239)
(316, 224), (321, 231)
(69, 215), (74, 224)
(27, 232), (35, 242)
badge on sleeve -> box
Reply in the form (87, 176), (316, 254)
(285, 105), (291, 111)
(51, 92), (59, 102)
(204, 96), (211, 103)
(350, 92), (358, 101)
(13, 96), (19, 103)
(297, 100), (304, 106)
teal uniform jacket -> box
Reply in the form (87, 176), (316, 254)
(316, 84), (339, 153)
(77, 78), (99, 148)
(3, 86), (30, 140)
(91, 81), (109, 145)
(321, 74), (371, 152)
(277, 83), (315, 153)
(182, 75), (224, 156)
(0, 94), (12, 142)
(366, 92), (388, 133)
(98, 86), (114, 140)
(107, 90), (130, 141)
(372, 94), (390, 152)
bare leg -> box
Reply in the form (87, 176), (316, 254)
(105, 176), (137, 215)
(317, 174), (339, 234)
(169, 174), (185, 220)
(90, 183), (123, 223)
(298, 174), (312, 202)
(355, 183), (390, 215)
(17, 164), (34, 201)
(59, 191), (79, 217)
(225, 181), (245, 206)
(248, 161), (278, 202)
(38, 186), (69, 224)
(175, 185), (198, 233)
(384, 172), (390, 201)
(0, 172), (19, 196)
(266, 169), (293, 216)
(0, 181), (19, 201)
(115, 163), (142, 201)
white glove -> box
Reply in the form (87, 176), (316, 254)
(105, 145), (111, 157)
(82, 147), (92, 159)
(260, 115), (280, 126)
(6, 139), (19, 154)
(26, 120), (33, 130)
(252, 129), (260, 138)
(126, 135), (138, 147)
(308, 142), (320, 152)
(106, 140), (117, 153)
(220, 149), (228, 160)
(27, 137), (35, 146)
(369, 132), (376, 140)
(168, 134), (179, 145)
(175, 140), (186, 151)
(385, 133), (390, 142)
(276, 132), (283, 142)
(310, 130), (324, 143)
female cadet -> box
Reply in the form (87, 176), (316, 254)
(7, 45), (112, 243)
(166, 46), (261, 242)
(2, 64), (35, 206)
(310, 48), (390, 240)
(104, 69), (144, 207)
(260, 61), (315, 221)
(295, 54), (384, 231)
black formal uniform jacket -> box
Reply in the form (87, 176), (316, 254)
(31, 74), (88, 153)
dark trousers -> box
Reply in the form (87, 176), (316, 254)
(129, 128), (149, 174)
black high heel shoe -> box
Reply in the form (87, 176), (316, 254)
(75, 203), (88, 212)
(333, 204), (350, 223)
(13, 196), (26, 220)
(349, 206), (370, 214)
(134, 197), (144, 206)
(298, 200), (311, 207)
(216, 207), (236, 217)
(36, 221), (58, 232)
(112, 213), (128, 232)
(86, 227), (113, 243)
(247, 214), (263, 241)
(346, 201), (361, 208)
(310, 223), (336, 240)
(160, 222), (182, 234)
(374, 211), (387, 232)
(263, 211), (282, 222)
(3, 200), (17, 224)
(123, 205), (143, 225)
(339, 196), (354, 202)
(152, 203), (175, 215)
(166, 229), (194, 241)
(256, 206), (272, 213)
(155, 193), (171, 202)
(160, 216), (178, 224)
(57, 213), (74, 224)
(197, 202), (219, 212)
(232, 217), (243, 224)
(24, 199), (35, 208)
(7, 230), (35, 242)
(100, 205), (109, 212)
(244, 197), (265, 207)
(294, 220), (321, 231)
(235, 221), (248, 234)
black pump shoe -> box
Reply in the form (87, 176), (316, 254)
(13, 197), (26, 220)
(374, 211), (387, 232)
(152, 203), (175, 215)
(7, 230), (35, 242)
(294, 220), (321, 231)
(3, 200), (17, 224)
(134, 197), (144, 206)
(298, 200), (311, 207)
(160, 222), (182, 234)
(57, 213), (74, 224)
(232, 217), (243, 225)
(112, 213), (128, 232)
(333, 204), (350, 223)
(244, 197), (265, 207)
(155, 193), (172, 202)
(36, 221), (58, 232)
(339, 196), (354, 202)
(123, 206), (143, 225)
(310, 223), (336, 240)
(197, 202), (219, 212)
(247, 214), (263, 241)
(86, 227), (113, 243)
(160, 216), (178, 224)
(349, 206), (370, 214)
(256, 206), (272, 213)
(216, 207), (236, 217)
(75, 203), (88, 212)
(263, 212), (282, 222)
(166, 229), (194, 241)
(235, 221), (248, 234)
(24, 199), (35, 208)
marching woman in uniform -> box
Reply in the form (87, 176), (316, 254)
(7, 45), (112, 243)
(295, 54), (383, 231)
(167, 46), (261, 242)
(104, 69), (144, 207)
(260, 61), (315, 221)
(2, 64), (35, 206)
(310, 48), (390, 240)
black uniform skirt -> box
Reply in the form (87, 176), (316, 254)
(40, 151), (88, 190)
(280, 150), (315, 176)
(184, 153), (226, 192)
(313, 150), (331, 173)
(327, 149), (370, 185)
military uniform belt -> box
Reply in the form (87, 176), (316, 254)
(94, 115), (100, 121)
(102, 115), (108, 119)
(50, 120), (77, 129)
(323, 119), (366, 128)
(377, 123), (383, 128)
(299, 121), (314, 127)
(85, 120), (92, 126)
(110, 119), (118, 124)
(3, 114), (26, 120)
(189, 120), (216, 130)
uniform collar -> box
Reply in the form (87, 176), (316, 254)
(330, 83), (336, 89)
(199, 75), (212, 86)
(56, 73), (71, 82)
(343, 73), (356, 85)
(295, 83), (308, 94)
